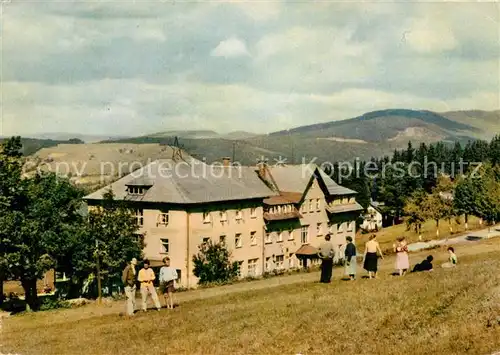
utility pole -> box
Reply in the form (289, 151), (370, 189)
(96, 240), (102, 305)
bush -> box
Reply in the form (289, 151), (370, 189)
(192, 241), (239, 284)
(39, 297), (71, 311)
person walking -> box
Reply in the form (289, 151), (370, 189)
(344, 236), (357, 280)
(318, 234), (335, 283)
(393, 237), (410, 276)
(159, 256), (178, 309)
(138, 259), (161, 312)
(121, 257), (138, 316)
(363, 234), (384, 279)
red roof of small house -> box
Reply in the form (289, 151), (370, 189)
(295, 244), (318, 256)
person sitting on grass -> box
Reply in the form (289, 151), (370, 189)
(412, 255), (434, 272)
(441, 247), (458, 268)
(159, 256), (178, 309)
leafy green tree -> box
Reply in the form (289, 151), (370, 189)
(403, 189), (427, 237)
(68, 189), (144, 298)
(193, 240), (239, 284)
(0, 137), (24, 305)
(454, 163), (500, 233)
(1, 172), (85, 310)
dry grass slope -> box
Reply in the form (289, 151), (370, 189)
(4, 241), (500, 355)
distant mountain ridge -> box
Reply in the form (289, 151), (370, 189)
(5, 108), (498, 165)
(101, 109), (497, 165)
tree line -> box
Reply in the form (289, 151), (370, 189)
(331, 136), (500, 228)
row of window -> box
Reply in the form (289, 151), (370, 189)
(133, 202), (357, 228)
(203, 208), (257, 224)
(158, 222), (355, 254)
(236, 255), (297, 277)
(300, 198), (322, 213)
(132, 209), (259, 227)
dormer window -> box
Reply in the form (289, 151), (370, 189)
(125, 178), (153, 196)
(128, 186), (145, 195)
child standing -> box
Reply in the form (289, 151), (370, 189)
(159, 257), (178, 309)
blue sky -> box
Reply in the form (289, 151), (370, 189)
(1, 1), (499, 136)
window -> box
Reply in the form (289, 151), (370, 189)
(342, 197), (348, 204)
(128, 186), (145, 195)
(250, 207), (257, 219)
(265, 257), (272, 271)
(248, 259), (258, 276)
(317, 223), (322, 235)
(158, 212), (169, 226)
(161, 238), (169, 253)
(203, 212), (211, 224)
(309, 199), (314, 212)
(265, 232), (272, 244)
(301, 226), (309, 244)
(288, 229), (294, 240)
(220, 210), (227, 222)
(316, 198), (321, 211)
(301, 204), (306, 213)
(349, 197), (355, 204)
(250, 231), (257, 246)
(289, 256), (294, 268)
(329, 223), (337, 234)
(277, 231), (283, 242)
(219, 235), (226, 246)
(133, 209), (144, 226)
(236, 261), (244, 277)
(235, 209), (243, 221)
(347, 221), (355, 232)
(275, 255), (284, 269)
(339, 222), (345, 233)
(202, 237), (210, 245)
(235, 233), (242, 248)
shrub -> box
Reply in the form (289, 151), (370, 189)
(39, 298), (71, 311)
(192, 241), (239, 285)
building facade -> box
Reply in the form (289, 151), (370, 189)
(84, 158), (363, 288)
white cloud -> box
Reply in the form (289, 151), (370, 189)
(404, 15), (458, 53)
(211, 36), (250, 58)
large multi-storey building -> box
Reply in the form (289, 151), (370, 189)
(84, 158), (363, 288)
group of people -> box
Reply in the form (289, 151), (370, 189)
(317, 234), (459, 283)
(121, 256), (178, 316)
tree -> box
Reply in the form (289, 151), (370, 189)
(69, 188), (144, 298)
(0, 137), (24, 305)
(403, 189), (427, 237)
(454, 164), (500, 234)
(421, 175), (455, 238)
(192, 240), (239, 284)
(1, 172), (85, 310)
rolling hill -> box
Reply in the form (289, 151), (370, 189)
(5, 109), (497, 177)
(105, 109), (498, 165)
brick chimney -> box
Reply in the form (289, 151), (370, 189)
(222, 157), (231, 167)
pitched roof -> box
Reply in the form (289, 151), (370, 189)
(326, 202), (364, 214)
(266, 164), (357, 196)
(295, 244), (319, 256)
(263, 191), (303, 205)
(263, 210), (302, 221)
(84, 159), (278, 204)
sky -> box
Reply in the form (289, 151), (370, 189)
(1, 0), (499, 136)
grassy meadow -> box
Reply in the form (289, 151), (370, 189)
(3, 238), (500, 355)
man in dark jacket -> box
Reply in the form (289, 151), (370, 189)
(318, 234), (335, 283)
(344, 236), (357, 280)
(122, 258), (138, 316)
